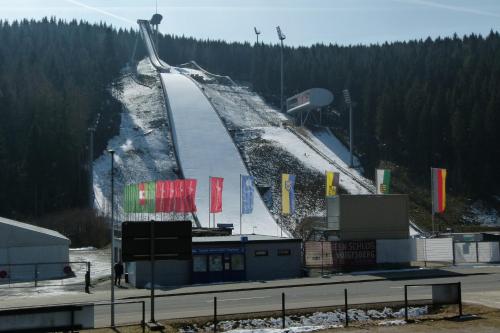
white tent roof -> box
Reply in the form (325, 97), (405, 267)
(0, 217), (70, 247)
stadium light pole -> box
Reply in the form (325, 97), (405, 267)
(109, 149), (115, 327)
(276, 26), (286, 113)
(343, 89), (354, 168)
(88, 114), (100, 209)
(254, 27), (261, 44)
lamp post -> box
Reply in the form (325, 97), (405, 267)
(87, 114), (100, 209)
(254, 27), (261, 44)
(343, 89), (354, 168)
(276, 26), (286, 113)
(108, 149), (115, 327)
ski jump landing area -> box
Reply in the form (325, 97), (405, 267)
(138, 20), (282, 235)
(160, 73), (280, 235)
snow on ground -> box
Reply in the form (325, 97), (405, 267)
(179, 306), (427, 333)
(462, 200), (500, 226)
(93, 58), (178, 221)
(159, 72), (281, 234)
(259, 127), (369, 195)
(0, 247), (110, 298)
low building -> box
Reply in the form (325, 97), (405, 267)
(127, 234), (302, 288)
(0, 217), (71, 283)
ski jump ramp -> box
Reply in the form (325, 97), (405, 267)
(161, 73), (281, 235)
(138, 20), (282, 235)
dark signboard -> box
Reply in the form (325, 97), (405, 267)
(122, 221), (192, 262)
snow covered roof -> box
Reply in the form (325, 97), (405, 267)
(0, 216), (70, 247)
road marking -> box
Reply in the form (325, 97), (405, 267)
(205, 296), (271, 303)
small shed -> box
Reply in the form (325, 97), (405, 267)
(0, 217), (71, 282)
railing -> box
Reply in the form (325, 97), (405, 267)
(0, 261), (91, 292)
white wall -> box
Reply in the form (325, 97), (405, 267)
(376, 238), (454, 263)
(478, 242), (500, 262)
(454, 242), (500, 263)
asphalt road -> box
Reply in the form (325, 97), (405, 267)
(95, 271), (500, 326)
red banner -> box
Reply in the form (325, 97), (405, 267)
(210, 177), (224, 213)
(155, 180), (175, 213)
(174, 180), (186, 213)
(184, 179), (197, 213)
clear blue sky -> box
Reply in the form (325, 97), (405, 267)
(1, 0), (500, 46)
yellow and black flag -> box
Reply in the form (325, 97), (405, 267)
(325, 171), (340, 197)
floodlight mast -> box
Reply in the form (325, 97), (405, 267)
(276, 26), (286, 113)
(343, 89), (354, 168)
(254, 27), (261, 44)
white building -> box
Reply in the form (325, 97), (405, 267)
(0, 217), (70, 283)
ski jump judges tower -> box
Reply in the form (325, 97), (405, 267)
(286, 88), (334, 126)
(136, 19), (286, 237)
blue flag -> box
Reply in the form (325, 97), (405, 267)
(241, 175), (255, 214)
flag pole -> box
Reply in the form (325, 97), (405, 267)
(431, 168), (435, 235)
(240, 174), (242, 235)
(208, 176), (211, 228)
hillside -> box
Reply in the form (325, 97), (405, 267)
(0, 19), (498, 230)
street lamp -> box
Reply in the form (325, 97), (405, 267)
(343, 89), (354, 168)
(108, 149), (115, 327)
(276, 26), (286, 113)
(254, 27), (261, 44)
(87, 114), (100, 209)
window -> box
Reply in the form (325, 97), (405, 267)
(254, 250), (268, 257)
(209, 255), (223, 272)
(193, 255), (207, 272)
(278, 249), (291, 256)
(231, 254), (245, 270)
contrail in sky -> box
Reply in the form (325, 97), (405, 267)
(393, 0), (500, 19)
(64, 0), (135, 24)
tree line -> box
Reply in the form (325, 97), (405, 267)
(0, 18), (498, 221)
(158, 32), (500, 197)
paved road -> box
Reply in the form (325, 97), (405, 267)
(96, 270), (500, 326)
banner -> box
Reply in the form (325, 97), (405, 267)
(431, 168), (447, 214)
(376, 169), (391, 194)
(325, 171), (339, 196)
(281, 174), (296, 215)
(210, 177), (224, 213)
(155, 180), (174, 213)
(184, 179), (197, 213)
(241, 175), (255, 214)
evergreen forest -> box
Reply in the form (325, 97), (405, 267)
(0, 18), (499, 221)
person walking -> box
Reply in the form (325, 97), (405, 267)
(114, 261), (124, 286)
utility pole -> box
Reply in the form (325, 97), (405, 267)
(109, 149), (115, 327)
(88, 114), (100, 209)
(276, 26), (286, 113)
(254, 27), (261, 44)
(343, 89), (354, 168)
(88, 127), (95, 208)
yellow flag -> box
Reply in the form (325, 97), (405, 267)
(325, 171), (339, 196)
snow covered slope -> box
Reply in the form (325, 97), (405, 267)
(160, 73), (281, 235)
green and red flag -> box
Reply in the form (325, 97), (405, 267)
(123, 181), (156, 213)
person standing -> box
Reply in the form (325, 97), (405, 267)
(114, 261), (124, 286)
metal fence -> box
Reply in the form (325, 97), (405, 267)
(0, 261), (90, 290)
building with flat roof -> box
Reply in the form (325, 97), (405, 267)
(126, 234), (302, 288)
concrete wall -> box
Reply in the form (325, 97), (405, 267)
(332, 195), (409, 240)
(245, 242), (302, 281)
